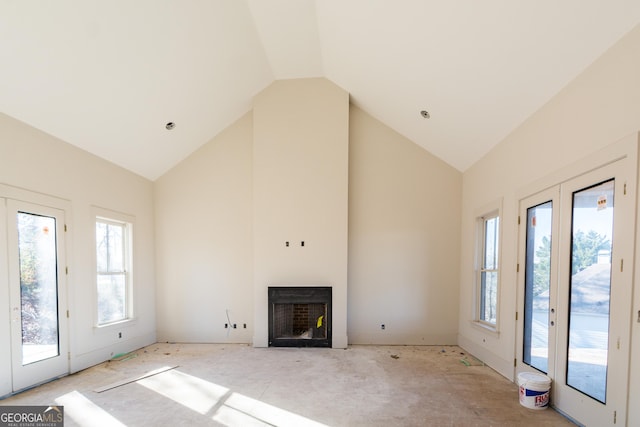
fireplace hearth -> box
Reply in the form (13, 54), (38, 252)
(268, 287), (332, 347)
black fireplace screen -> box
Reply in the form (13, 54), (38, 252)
(268, 287), (331, 347)
(272, 303), (327, 339)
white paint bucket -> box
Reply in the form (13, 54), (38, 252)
(518, 372), (551, 410)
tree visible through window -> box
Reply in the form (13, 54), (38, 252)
(479, 213), (499, 325)
(96, 219), (130, 325)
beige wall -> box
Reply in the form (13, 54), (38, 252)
(457, 23), (640, 415)
(155, 112), (254, 343)
(0, 113), (156, 396)
(348, 105), (461, 344)
(154, 78), (462, 349)
(252, 78), (349, 348)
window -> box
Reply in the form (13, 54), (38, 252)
(477, 211), (500, 326)
(96, 217), (132, 325)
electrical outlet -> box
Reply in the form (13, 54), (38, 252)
(381, 324), (385, 330)
(118, 332), (122, 338)
(233, 324), (237, 329)
(243, 323), (247, 329)
(225, 323), (228, 328)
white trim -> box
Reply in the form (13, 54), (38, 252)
(0, 183), (72, 211)
(512, 133), (639, 425)
(515, 133), (638, 200)
(91, 206), (135, 329)
(473, 198), (503, 332)
(0, 184), (74, 395)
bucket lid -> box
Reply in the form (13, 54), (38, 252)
(518, 372), (551, 386)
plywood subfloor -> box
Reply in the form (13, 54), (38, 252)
(0, 343), (575, 426)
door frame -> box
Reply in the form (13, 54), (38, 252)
(514, 135), (638, 426)
(0, 184), (72, 393)
(554, 165), (634, 422)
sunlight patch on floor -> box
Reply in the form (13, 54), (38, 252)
(137, 368), (328, 426)
(212, 404), (271, 427)
(220, 392), (328, 427)
(137, 369), (229, 415)
(55, 390), (126, 427)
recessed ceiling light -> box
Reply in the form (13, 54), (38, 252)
(165, 122), (175, 130)
(420, 110), (430, 119)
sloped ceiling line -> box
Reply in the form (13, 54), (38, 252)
(1, 0), (639, 180)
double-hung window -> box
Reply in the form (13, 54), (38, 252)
(96, 216), (132, 325)
(477, 211), (500, 326)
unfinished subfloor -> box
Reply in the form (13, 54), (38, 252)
(0, 343), (575, 426)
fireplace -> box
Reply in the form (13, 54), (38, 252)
(268, 287), (332, 347)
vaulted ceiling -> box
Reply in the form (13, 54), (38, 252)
(2, 1), (640, 180)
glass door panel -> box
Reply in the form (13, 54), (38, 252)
(517, 186), (560, 386)
(17, 212), (60, 365)
(566, 180), (614, 403)
(523, 201), (553, 373)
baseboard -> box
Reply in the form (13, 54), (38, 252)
(70, 332), (157, 374)
(348, 332), (457, 346)
(457, 334), (514, 381)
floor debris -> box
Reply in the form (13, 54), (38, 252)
(110, 352), (138, 362)
(93, 366), (178, 393)
(459, 354), (484, 366)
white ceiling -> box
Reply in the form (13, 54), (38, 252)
(2, 1), (640, 180)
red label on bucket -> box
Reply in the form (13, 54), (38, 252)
(520, 386), (549, 408)
(534, 392), (549, 407)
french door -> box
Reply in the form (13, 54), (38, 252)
(516, 160), (634, 426)
(6, 199), (69, 392)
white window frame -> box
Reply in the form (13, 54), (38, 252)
(93, 208), (134, 327)
(474, 200), (502, 330)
